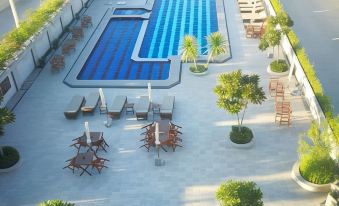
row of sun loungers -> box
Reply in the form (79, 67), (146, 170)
(64, 93), (176, 120)
(237, 0), (267, 38)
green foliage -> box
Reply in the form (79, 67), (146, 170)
(38, 200), (74, 206)
(180, 35), (199, 70)
(216, 180), (263, 206)
(269, 0), (339, 143)
(298, 121), (338, 184)
(230, 126), (253, 144)
(259, 25), (281, 51)
(0, 96), (15, 136)
(0, 146), (20, 169)
(206, 32), (228, 66)
(214, 70), (266, 127)
(0, 0), (65, 70)
(189, 64), (207, 73)
(270, 60), (288, 73)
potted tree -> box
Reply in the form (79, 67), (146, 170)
(259, 12), (293, 75)
(216, 180), (264, 206)
(180, 35), (207, 75)
(205, 31), (228, 68)
(291, 121), (338, 192)
(214, 70), (266, 148)
(0, 95), (19, 172)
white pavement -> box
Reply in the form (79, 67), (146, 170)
(0, 0), (325, 205)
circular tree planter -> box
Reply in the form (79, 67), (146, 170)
(267, 64), (289, 76)
(0, 146), (22, 173)
(228, 137), (255, 149)
(291, 161), (331, 192)
(228, 126), (255, 149)
(189, 65), (208, 76)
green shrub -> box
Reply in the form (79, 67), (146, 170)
(270, 59), (288, 72)
(0, 0), (64, 70)
(189, 64), (207, 73)
(298, 121), (338, 184)
(269, 0), (339, 144)
(0, 146), (20, 169)
(216, 180), (263, 206)
(38, 200), (74, 206)
(230, 126), (253, 144)
(299, 151), (337, 184)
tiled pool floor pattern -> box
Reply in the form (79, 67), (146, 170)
(139, 0), (218, 58)
(77, 19), (170, 80)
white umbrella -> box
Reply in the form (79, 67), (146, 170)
(84, 121), (91, 144)
(99, 88), (106, 108)
(155, 122), (160, 158)
(147, 82), (152, 103)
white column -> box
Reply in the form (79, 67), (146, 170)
(9, 0), (20, 28)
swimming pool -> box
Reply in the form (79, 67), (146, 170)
(113, 8), (149, 15)
(77, 18), (170, 80)
(76, 0), (219, 82)
(139, 0), (218, 58)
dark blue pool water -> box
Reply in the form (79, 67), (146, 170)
(113, 8), (148, 15)
(77, 19), (170, 80)
(139, 0), (218, 58)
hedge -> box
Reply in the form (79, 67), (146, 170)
(0, 0), (65, 69)
(269, 0), (339, 143)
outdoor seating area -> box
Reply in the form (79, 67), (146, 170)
(81, 92), (100, 114)
(139, 120), (183, 153)
(71, 26), (84, 41)
(237, 0), (267, 38)
(81, 15), (93, 28)
(49, 54), (65, 71)
(269, 78), (293, 126)
(62, 39), (76, 55)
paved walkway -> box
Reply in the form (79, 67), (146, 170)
(0, 0), (325, 205)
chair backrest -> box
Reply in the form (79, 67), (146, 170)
(135, 96), (150, 113)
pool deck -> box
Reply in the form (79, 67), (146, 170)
(0, 0), (325, 205)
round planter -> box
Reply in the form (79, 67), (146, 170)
(190, 70), (208, 76)
(0, 157), (22, 173)
(291, 161), (331, 192)
(267, 65), (289, 76)
(228, 136), (255, 149)
(325, 193), (338, 206)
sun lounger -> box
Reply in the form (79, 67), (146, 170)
(81, 92), (99, 113)
(135, 96), (150, 120)
(160, 96), (175, 120)
(107, 95), (127, 119)
(64, 95), (85, 119)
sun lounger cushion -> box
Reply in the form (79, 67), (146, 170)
(64, 95), (85, 119)
(160, 96), (175, 120)
(81, 92), (99, 113)
(135, 96), (150, 120)
(108, 95), (127, 118)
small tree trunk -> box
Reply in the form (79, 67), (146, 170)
(240, 103), (248, 126)
(193, 59), (198, 71)
(236, 113), (241, 130)
(206, 53), (212, 67)
(277, 45), (280, 60)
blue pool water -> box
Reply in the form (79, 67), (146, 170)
(77, 19), (170, 80)
(139, 0), (218, 58)
(113, 8), (148, 15)
(78, 0), (219, 80)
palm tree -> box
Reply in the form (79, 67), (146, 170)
(0, 95), (15, 156)
(205, 32), (228, 67)
(180, 35), (198, 71)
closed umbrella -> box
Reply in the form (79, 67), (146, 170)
(155, 122), (160, 158)
(147, 82), (152, 103)
(84, 121), (91, 145)
(99, 88), (106, 108)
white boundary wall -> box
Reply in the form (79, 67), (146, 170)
(0, 0), (89, 106)
(263, 0), (325, 123)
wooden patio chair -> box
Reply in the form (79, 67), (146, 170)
(63, 156), (80, 174)
(71, 27), (84, 41)
(81, 15), (93, 28)
(91, 154), (109, 173)
(50, 55), (65, 71)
